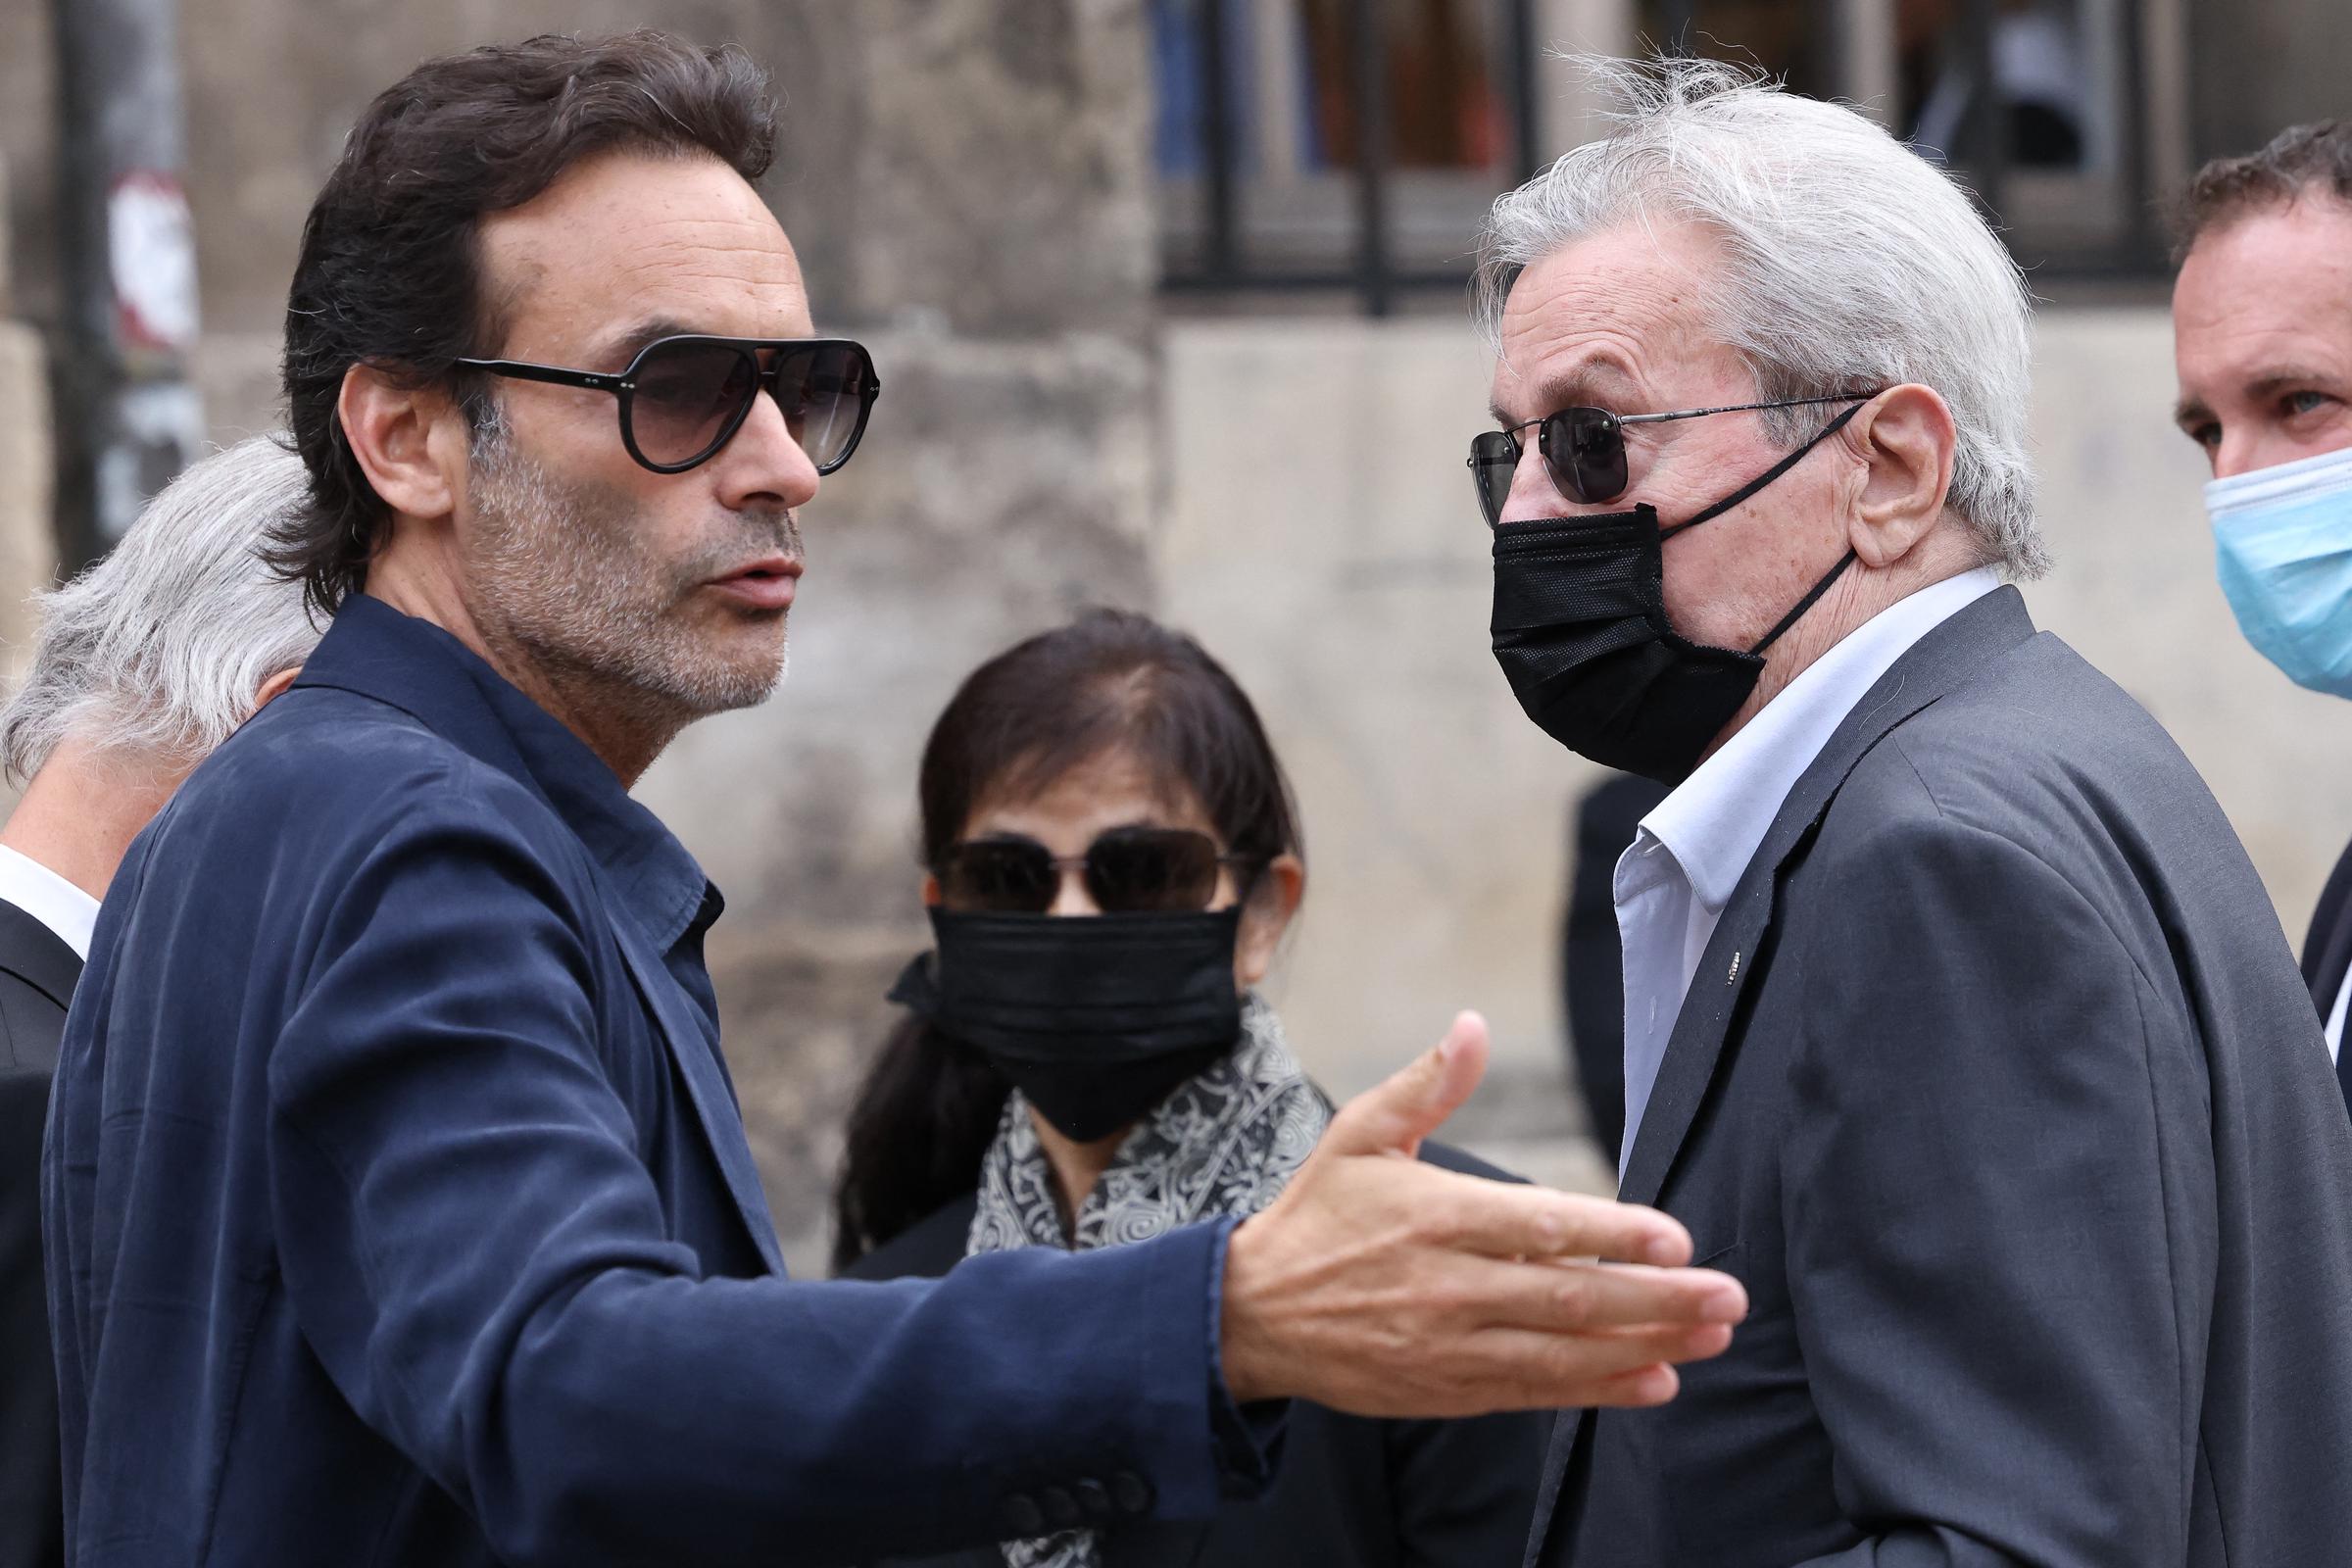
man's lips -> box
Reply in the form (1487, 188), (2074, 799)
(706, 556), (803, 612)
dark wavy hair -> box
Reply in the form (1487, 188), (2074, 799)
(830, 610), (1304, 1271)
(2173, 120), (2352, 262)
(269, 30), (776, 617)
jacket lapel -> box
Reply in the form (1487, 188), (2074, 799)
(1526, 586), (2038, 1566)
(593, 869), (788, 1276)
(1617, 585), (2036, 1206)
(0, 898), (84, 1012)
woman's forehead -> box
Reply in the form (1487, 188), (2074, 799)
(962, 748), (1216, 846)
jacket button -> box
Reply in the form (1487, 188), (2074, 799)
(1109, 1470), (1153, 1516)
(1041, 1486), (1080, 1529)
(1074, 1478), (1114, 1521)
(1001, 1493), (1045, 1536)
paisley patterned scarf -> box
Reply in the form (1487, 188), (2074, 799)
(967, 996), (1332, 1568)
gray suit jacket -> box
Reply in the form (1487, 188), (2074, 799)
(1527, 587), (2352, 1567)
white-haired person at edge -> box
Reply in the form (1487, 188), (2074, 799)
(834, 609), (1544, 1568)
(0, 436), (323, 1568)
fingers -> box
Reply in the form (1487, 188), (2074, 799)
(1411, 1167), (1697, 1267)
(1320, 1011), (1489, 1159)
(1458, 1319), (1733, 1411)
(1324, 1319), (1730, 1419)
(1579, 1362), (1682, 1409)
(1446, 1255), (1750, 1337)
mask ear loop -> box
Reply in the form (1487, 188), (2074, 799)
(1638, 396), (1872, 657)
(1655, 398), (1872, 542)
(1747, 550), (1858, 655)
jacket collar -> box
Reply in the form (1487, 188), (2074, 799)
(0, 896), (83, 1013)
(1614, 584), (2040, 1210)
(292, 595), (715, 955)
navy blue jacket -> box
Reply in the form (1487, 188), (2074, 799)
(43, 597), (1265, 1567)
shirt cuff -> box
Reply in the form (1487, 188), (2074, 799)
(1203, 1213), (1289, 1497)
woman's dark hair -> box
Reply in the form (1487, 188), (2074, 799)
(270, 30), (776, 618)
(830, 610), (1304, 1271)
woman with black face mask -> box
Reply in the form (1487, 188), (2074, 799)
(833, 610), (1544, 1568)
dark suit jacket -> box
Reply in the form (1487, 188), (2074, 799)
(0, 899), (76, 1568)
(846, 1140), (1544, 1568)
(2298, 838), (2352, 1114)
(43, 598), (1269, 1568)
(1527, 587), (2352, 1567)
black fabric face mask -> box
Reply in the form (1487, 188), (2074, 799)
(887, 906), (1246, 1143)
(1489, 402), (1867, 785)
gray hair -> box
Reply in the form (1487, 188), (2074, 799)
(1, 436), (325, 782)
(1477, 58), (2047, 579)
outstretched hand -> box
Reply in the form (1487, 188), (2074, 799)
(1218, 1011), (1746, 1416)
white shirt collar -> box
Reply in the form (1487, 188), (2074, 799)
(1641, 566), (2002, 913)
(0, 842), (102, 960)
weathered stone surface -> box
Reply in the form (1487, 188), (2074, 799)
(0, 6), (56, 326)
(848, 0), (1154, 337)
(0, 318), (57, 669)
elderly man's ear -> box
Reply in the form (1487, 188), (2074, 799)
(1840, 385), (1959, 569)
(254, 666), (303, 711)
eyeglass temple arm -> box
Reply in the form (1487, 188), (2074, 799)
(1617, 391), (1881, 426)
(451, 357), (628, 393)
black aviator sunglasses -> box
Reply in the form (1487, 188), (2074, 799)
(936, 827), (1261, 916)
(454, 334), (881, 476)
(1467, 391), (1881, 527)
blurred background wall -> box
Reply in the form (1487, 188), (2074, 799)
(1, 0), (2342, 1268)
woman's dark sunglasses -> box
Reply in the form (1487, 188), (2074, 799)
(1466, 391), (1879, 526)
(936, 827), (1257, 915)
(454, 335), (881, 476)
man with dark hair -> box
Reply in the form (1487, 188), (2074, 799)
(43, 32), (1744, 1567)
(2171, 119), (2352, 1111)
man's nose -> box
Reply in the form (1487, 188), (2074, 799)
(711, 386), (823, 512)
(1498, 441), (1559, 523)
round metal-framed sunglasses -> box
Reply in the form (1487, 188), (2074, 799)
(1468, 391), (1879, 526)
(455, 334), (881, 476)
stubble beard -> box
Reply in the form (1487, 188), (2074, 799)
(464, 417), (800, 733)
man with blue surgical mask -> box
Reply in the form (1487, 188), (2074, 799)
(2172, 120), (2352, 1110)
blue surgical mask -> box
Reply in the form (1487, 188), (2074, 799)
(2206, 444), (2352, 698)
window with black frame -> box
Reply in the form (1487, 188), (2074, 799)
(1152, 0), (1542, 308)
(1640, 0), (2177, 273)
(1150, 0), (2181, 312)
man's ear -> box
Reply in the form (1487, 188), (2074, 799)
(252, 665), (303, 711)
(1841, 384), (1958, 569)
(336, 363), (470, 527)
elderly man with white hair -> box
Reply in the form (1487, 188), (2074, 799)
(0, 436), (321, 1568)
(1482, 62), (2352, 1566)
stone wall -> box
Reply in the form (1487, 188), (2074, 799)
(0, 151), (56, 701)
